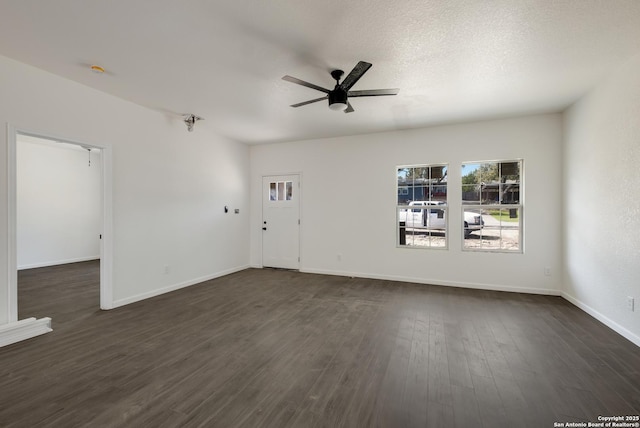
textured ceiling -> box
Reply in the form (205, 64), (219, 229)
(1, 0), (640, 144)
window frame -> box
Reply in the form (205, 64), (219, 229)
(396, 163), (449, 250)
(268, 180), (293, 201)
(461, 159), (523, 253)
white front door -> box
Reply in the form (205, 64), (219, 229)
(262, 175), (300, 269)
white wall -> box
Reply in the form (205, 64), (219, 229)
(250, 114), (563, 294)
(0, 54), (250, 325)
(563, 54), (640, 345)
(17, 137), (102, 269)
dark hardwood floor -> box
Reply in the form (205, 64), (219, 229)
(1, 261), (638, 427)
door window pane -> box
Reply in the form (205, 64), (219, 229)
(268, 181), (294, 202)
(286, 181), (293, 200)
(269, 182), (276, 200)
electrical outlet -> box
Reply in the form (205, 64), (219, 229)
(164, 265), (170, 275)
(337, 254), (342, 261)
(544, 266), (551, 277)
(627, 296), (634, 312)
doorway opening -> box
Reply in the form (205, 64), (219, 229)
(7, 127), (113, 328)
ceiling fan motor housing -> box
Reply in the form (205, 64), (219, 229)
(328, 87), (348, 109)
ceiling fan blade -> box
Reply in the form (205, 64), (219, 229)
(291, 96), (327, 108)
(339, 61), (372, 91)
(344, 102), (355, 113)
(282, 75), (330, 94)
(348, 88), (399, 97)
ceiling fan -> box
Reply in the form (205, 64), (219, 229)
(282, 61), (399, 113)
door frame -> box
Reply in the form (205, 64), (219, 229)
(261, 173), (301, 269)
(6, 124), (114, 322)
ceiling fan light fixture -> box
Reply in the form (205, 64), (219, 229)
(329, 102), (348, 111)
(328, 88), (348, 111)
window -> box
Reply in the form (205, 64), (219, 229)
(397, 164), (448, 248)
(461, 160), (522, 252)
(269, 180), (293, 201)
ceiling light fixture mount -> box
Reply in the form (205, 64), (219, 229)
(183, 114), (204, 132)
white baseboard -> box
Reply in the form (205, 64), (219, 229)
(562, 292), (640, 347)
(111, 265), (250, 308)
(0, 317), (52, 348)
(300, 268), (561, 296)
(18, 256), (100, 270)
